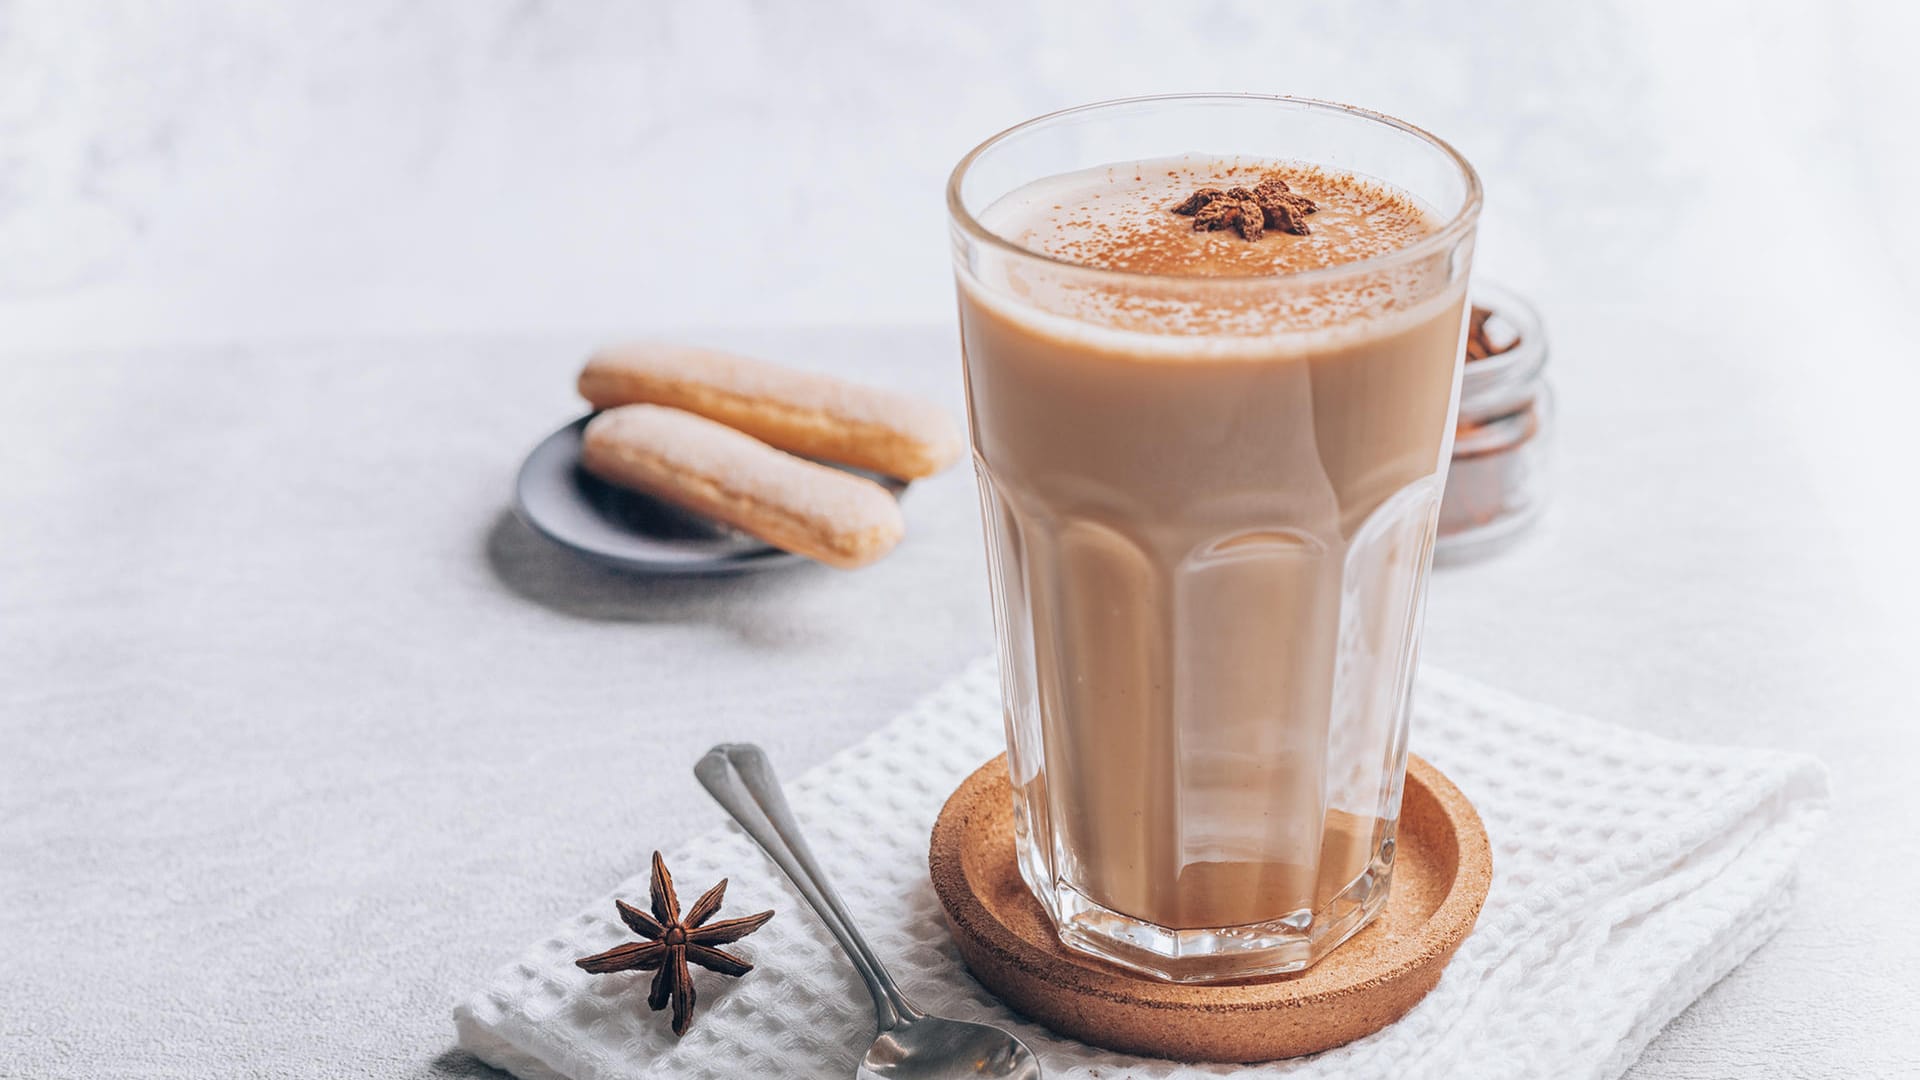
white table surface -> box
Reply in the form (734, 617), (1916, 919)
(4, 3), (1918, 1076)
(5, 314), (1917, 1079)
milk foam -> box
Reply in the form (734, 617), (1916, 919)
(963, 154), (1463, 357)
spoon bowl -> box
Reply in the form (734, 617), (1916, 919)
(860, 1015), (1044, 1080)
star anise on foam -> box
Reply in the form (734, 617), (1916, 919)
(1172, 170), (1320, 239)
(575, 851), (775, 1036)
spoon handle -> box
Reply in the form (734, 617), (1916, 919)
(694, 743), (918, 1032)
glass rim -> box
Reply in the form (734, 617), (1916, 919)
(946, 93), (1484, 290)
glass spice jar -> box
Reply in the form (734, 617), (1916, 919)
(1436, 282), (1552, 563)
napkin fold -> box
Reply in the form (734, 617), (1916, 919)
(454, 660), (1827, 1080)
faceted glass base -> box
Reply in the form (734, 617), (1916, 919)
(1019, 839), (1397, 983)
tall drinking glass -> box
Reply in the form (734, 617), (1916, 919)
(948, 95), (1481, 982)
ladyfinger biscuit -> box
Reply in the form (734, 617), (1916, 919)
(581, 404), (905, 570)
(578, 344), (963, 480)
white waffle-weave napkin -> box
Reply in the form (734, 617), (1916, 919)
(454, 660), (1827, 1080)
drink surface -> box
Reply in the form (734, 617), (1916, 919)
(959, 156), (1465, 934)
(986, 156), (1433, 278)
(968, 154), (1451, 343)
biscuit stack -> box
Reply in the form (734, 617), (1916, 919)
(577, 345), (963, 568)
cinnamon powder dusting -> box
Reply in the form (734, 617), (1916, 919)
(976, 156), (1451, 336)
(1007, 159), (1436, 280)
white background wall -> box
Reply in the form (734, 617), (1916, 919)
(3, 0), (1915, 349)
(9, 0), (1918, 613)
(5, 5), (1920, 1076)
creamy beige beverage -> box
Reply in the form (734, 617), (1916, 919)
(959, 157), (1465, 938)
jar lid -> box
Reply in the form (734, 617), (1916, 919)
(1460, 281), (1548, 419)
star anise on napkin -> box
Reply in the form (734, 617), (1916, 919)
(1172, 170), (1320, 240)
(574, 851), (775, 1036)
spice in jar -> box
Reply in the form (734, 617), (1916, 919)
(1436, 284), (1553, 562)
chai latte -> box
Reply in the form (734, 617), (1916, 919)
(958, 156), (1466, 936)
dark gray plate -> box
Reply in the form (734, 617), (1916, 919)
(513, 415), (907, 576)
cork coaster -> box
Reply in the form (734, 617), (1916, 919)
(928, 754), (1492, 1063)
